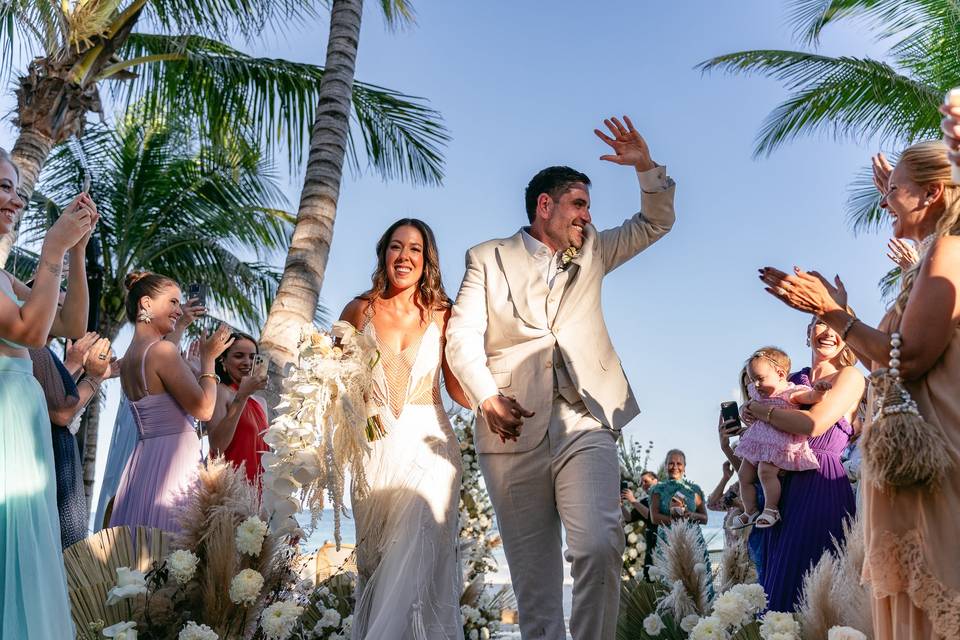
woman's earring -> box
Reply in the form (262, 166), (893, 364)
(137, 308), (153, 324)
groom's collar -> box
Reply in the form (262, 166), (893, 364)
(520, 227), (557, 260)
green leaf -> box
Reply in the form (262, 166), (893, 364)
(110, 33), (449, 185)
(697, 50), (940, 157)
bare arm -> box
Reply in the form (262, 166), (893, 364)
(707, 466), (734, 511)
(748, 366), (865, 438)
(49, 245), (88, 339)
(152, 340), (220, 420)
(649, 493), (672, 527)
(208, 385), (244, 454)
(440, 307), (470, 408)
(689, 493), (708, 525)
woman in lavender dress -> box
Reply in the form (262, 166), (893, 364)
(110, 272), (232, 533)
(742, 317), (864, 612)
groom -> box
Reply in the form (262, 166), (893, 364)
(446, 115), (676, 639)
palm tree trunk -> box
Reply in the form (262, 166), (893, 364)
(0, 126), (56, 264)
(259, 0), (363, 410)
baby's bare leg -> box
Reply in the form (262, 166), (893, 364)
(737, 460), (759, 515)
(757, 461), (782, 511)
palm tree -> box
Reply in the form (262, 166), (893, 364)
(697, 0), (955, 236)
(17, 110), (292, 505)
(259, 0), (441, 399)
(0, 0), (448, 263)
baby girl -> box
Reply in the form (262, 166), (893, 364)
(731, 347), (828, 529)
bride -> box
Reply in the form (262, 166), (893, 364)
(339, 218), (470, 639)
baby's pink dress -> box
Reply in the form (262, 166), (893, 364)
(734, 382), (820, 471)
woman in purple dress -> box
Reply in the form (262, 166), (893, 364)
(111, 272), (233, 533)
(742, 317), (864, 612)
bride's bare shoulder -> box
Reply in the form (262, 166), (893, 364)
(339, 296), (371, 328)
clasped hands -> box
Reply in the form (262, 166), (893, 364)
(480, 393), (534, 443)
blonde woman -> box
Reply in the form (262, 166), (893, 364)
(761, 140), (960, 638)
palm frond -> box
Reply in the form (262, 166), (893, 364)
(143, 0), (321, 41)
(878, 266), (901, 301)
(111, 33), (448, 183)
(3, 244), (40, 282)
(23, 111), (292, 330)
(0, 0), (63, 77)
(697, 50), (940, 157)
(789, 0), (960, 45)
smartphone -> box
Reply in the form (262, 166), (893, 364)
(252, 353), (268, 378)
(187, 282), (207, 307)
(720, 401), (741, 430)
(620, 480), (629, 492)
(81, 171), (91, 194)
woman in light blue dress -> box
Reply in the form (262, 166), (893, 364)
(0, 147), (98, 639)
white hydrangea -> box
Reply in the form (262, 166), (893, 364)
(689, 616), (731, 640)
(260, 600), (304, 640)
(106, 568), (148, 605)
(729, 583), (767, 613)
(228, 568), (264, 605)
(236, 516), (269, 557)
(341, 614), (353, 634)
(680, 614), (701, 632)
(712, 591), (752, 628)
(167, 550), (200, 585)
(827, 627), (868, 640)
(643, 613), (665, 635)
(759, 611), (800, 639)
(178, 621), (218, 640)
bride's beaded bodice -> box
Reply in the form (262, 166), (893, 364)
(362, 315), (445, 421)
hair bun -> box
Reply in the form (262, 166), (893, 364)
(124, 271), (151, 291)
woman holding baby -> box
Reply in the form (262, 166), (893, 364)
(740, 320), (864, 612)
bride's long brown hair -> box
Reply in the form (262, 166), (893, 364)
(361, 218), (450, 317)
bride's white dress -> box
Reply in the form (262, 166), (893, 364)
(351, 314), (464, 640)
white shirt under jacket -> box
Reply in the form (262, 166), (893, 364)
(445, 166), (676, 454)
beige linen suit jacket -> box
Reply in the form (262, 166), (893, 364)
(446, 182), (676, 454)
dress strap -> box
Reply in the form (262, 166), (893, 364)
(140, 340), (162, 390)
(358, 300), (375, 332)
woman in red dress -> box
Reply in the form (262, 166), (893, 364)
(209, 332), (268, 484)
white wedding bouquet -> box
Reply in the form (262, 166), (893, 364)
(261, 321), (380, 545)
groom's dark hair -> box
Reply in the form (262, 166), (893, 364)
(525, 166), (591, 223)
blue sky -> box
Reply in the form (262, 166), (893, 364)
(1, 1), (902, 506)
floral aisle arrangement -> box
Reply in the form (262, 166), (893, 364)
(68, 460), (323, 640)
(615, 515), (872, 640)
(261, 322), (380, 546)
(451, 410), (516, 640)
(619, 438), (655, 581)
(290, 573), (356, 640)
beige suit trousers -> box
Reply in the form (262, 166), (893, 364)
(479, 397), (624, 640)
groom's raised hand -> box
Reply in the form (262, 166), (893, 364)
(480, 394), (534, 442)
(594, 115), (655, 172)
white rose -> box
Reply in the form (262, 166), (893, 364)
(236, 515), (269, 557)
(103, 621), (138, 639)
(680, 614), (701, 632)
(178, 621), (219, 640)
(627, 533), (638, 544)
(712, 591), (751, 628)
(627, 548), (639, 559)
(229, 569), (264, 605)
(643, 613), (665, 636)
(167, 550), (200, 585)
(106, 568), (147, 605)
(480, 628), (491, 640)
(827, 627), (867, 640)
(759, 612), (800, 639)
(260, 600), (304, 640)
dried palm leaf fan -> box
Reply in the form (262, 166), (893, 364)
(63, 526), (169, 631)
(862, 331), (953, 490)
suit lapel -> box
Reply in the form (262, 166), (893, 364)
(554, 228), (594, 325)
(496, 231), (540, 327)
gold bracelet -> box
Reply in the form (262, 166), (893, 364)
(765, 406), (775, 422)
(199, 373), (220, 383)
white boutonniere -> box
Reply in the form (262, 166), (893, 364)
(558, 246), (579, 271)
